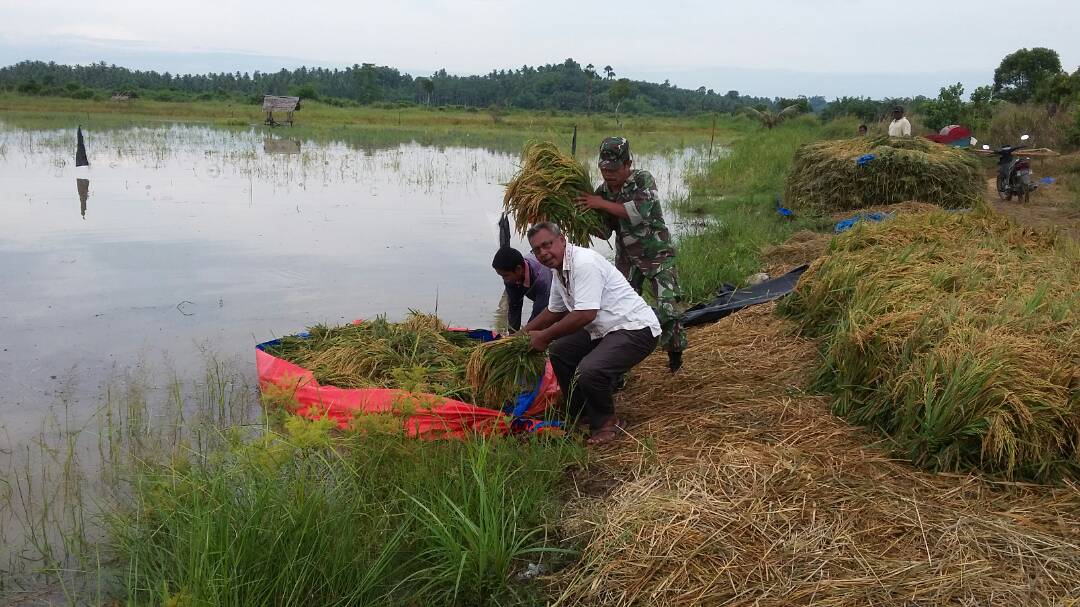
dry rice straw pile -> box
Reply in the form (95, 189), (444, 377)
(551, 304), (1080, 606)
(784, 137), (983, 213)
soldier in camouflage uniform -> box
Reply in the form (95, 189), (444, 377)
(575, 136), (687, 372)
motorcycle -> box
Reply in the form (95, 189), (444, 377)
(982, 134), (1036, 203)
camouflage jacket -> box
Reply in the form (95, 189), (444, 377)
(596, 169), (675, 273)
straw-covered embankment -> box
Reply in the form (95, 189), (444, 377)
(781, 210), (1079, 481)
(553, 303), (1080, 606)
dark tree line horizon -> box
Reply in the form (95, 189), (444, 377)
(0, 58), (832, 115)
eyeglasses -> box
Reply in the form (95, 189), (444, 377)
(530, 239), (557, 255)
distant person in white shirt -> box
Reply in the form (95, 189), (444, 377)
(521, 222), (660, 445)
(888, 106), (912, 137)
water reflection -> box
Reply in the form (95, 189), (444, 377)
(76, 177), (89, 218)
(0, 121), (704, 448)
(263, 137), (301, 155)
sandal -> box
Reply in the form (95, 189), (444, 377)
(586, 417), (626, 446)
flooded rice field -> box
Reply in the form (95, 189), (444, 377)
(0, 122), (701, 444)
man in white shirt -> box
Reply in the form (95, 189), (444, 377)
(521, 222), (660, 445)
(888, 106), (912, 137)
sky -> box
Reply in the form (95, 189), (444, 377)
(1, 0), (1078, 99)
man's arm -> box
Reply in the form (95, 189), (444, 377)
(522, 307), (565, 333)
(527, 289), (548, 327)
(574, 194), (630, 219)
(527, 309), (597, 352)
(505, 285), (524, 332)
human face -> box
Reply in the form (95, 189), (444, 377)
(892, 109), (903, 120)
(528, 229), (567, 269)
(600, 160), (633, 192)
(495, 264), (526, 285)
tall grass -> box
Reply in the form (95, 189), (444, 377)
(987, 101), (1074, 151)
(111, 418), (580, 606)
(673, 115), (853, 301)
(1, 355), (582, 606)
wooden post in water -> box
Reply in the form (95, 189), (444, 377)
(76, 125), (89, 167)
(571, 125), (578, 156)
(708, 114), (716, 161)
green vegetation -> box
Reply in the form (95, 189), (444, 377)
(672, 116), (854, 302)
(779, 211), (1079, 481)
(113, 419), (581, 606)
(0, 58), (781, 115)
(1, 353), (582, 606)
(0, 93), (720, 157)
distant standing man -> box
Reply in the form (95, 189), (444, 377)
(521, 222), (660, 445)
(491, 246), (551, 332)
(888, 106), (912, 137)
(574, 137), (687, 372)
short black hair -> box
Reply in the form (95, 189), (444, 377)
(492, 246), (525, 272)
(858, 124), (868, 130)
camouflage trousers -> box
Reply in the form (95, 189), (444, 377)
(621, 258), (687, 353)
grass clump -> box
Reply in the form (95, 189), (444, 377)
(674, 116), (850, 301)
(109, 418), (582, 606)
(466, 333), (547, 408)
(784, 136), (983, 213)
(503, 140), (607, 245)
(780, 210), (1079, 481)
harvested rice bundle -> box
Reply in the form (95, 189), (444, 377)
(465, 333), (546, 409)
(264, 314), (476, 399)
(503, 140), (608, 245)
(784, 136), (982, 213)
(780, 209), (1080, 480)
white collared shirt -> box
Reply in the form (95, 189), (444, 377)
(547, 244), (661, 340)
(889, 117), (912, 137)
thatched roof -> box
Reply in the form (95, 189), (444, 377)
(262, 95), (301, 112)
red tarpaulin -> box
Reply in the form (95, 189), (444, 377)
(255, 328), (561, 439)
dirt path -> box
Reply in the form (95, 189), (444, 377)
(986, 160), (1080, 241)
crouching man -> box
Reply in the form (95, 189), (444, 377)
(521, 222), (660, 445)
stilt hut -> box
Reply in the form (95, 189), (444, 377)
(262, 95), (301, 126)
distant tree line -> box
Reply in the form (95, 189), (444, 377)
(820, 48), (1080, 144)
(0, 58), (805, 115)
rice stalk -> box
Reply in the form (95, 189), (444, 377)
(466, 334), (547, 409)
(503, 140), (608, 245)
(779, 209), (1080, 481)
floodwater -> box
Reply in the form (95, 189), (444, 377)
(0, 122), (702, 445)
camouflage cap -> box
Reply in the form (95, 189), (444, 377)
(598, 136), (631, 170)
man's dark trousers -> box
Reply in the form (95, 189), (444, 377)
(548, 328), (657, 431)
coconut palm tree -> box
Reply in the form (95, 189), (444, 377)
(742, 104), (802, 129)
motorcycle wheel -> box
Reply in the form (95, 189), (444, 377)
(996, 176), (1009, 201)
